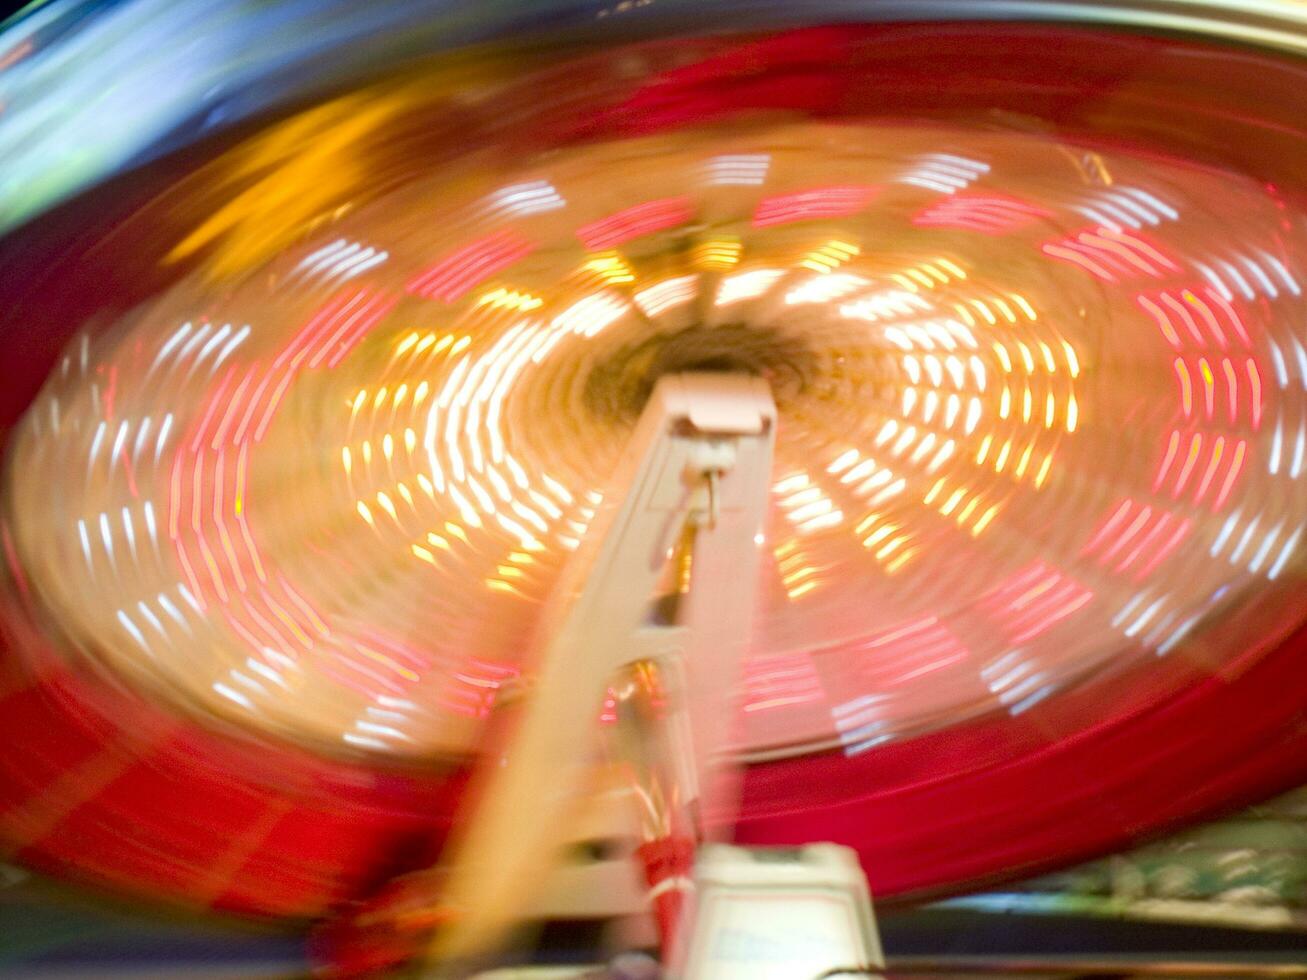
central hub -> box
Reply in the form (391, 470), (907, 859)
(583, 323), (816, 424)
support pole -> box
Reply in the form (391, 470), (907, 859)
(430, 374), (776, 967)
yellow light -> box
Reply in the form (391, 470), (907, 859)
(782, 565), (817, 586)
(1039, 342), (1057, 373)
(993, 343), (1013, 373)
(584, 251), (636, 285)
(1034, 453), (1055, 488)
(956, 497), (981, 525)
(477, 287), (544, 312)
(357, 646), (419, 683)
(800, 240), (860, 273)
(940, 488), (967, 516)
(1017, 342), (1035, 373)
(855, 512), (881, 535)
(972, 505), (1000, 536)
(863, 524), (896, 549)
(693, 238), (742, 270)
(995, 440), (1012, 472)
(773, 473), (809, 495)
(937, 257), (967, 279)
(876, 535), (908, 560)
(787, 580), (819, 600)
(1062, 340), (1080, 378)
(885, 548), (916, 574)
(1015, 443), (1034, 478)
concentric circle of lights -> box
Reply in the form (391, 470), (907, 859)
(6, 119), (1307, 768)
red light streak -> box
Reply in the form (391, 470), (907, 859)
(1042, 241), (1117, 281)
(1173, 432), (1204, 497)
(1133, 518), (1192, 579)
(407, 230), (535, 302)
(210, 366), (258, 450)
(1214, 439), (1248, 509)
(232, 370), (278, 447)
(265, 594), (312, 649)
(1160, 293), (1205, 345)
(312, 289), (397, 369)
(981, 563), (1093, 645)
(189, 366), (236, 453)
(1193, 436), (1226, 503)
(752, 185), (877, 228)
(1045, 227), (1180, 282)
(1115, 512), (1189, 579)
(1139, 295), (1181, 348)
(252, 369), (298, 444)
(1247, 358), (1264, 429)
(1197, 357), (1215, 418)
(1222, 358), (1239, 422)
(1097, 505), (1152, 565)
(1081, 499), (1134, 555)
(1206, 289), (1254, 347)
(190, 451), (204, 535)
(575, 196), (693, 250)
(742, 653), (827, 712)
(1181, 290), (1227, 348)
(1108, 227), (1180, 269)
(911, 194), (1052, 235)
(278, 575), (331, 639)
(1153, 430), (1182, 492)
(175, 542), (205, 610)
(1174, 359), (1193, 417)
(195, 532), (230, 605)
(814, 616), (970, 689)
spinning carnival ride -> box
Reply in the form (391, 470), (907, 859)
(2, 1), (1307, 973)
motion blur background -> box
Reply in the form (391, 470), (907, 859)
(3, 1), (1307, 977)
